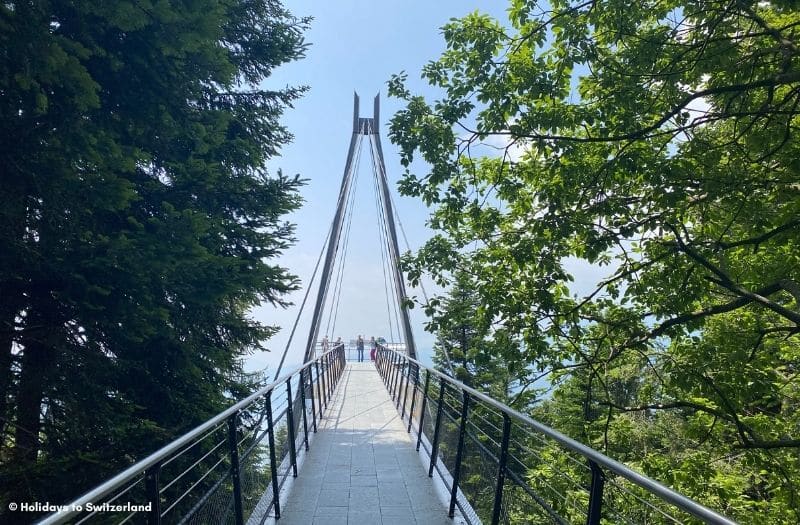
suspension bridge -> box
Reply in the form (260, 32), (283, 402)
(38, 95), (737, 525)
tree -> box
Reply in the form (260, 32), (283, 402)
(0, 0), (308, 512)
(389, 0), (800, 521)
(429, 270), (539, 407)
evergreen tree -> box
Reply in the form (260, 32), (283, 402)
(0, 0), (308, 511)
(429, 271), (535, 405)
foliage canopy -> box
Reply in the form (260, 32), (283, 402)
(389, 0), (800, 522)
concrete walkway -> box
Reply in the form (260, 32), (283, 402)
(277, 362), (458, 525)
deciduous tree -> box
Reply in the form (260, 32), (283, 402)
(390, 0), (800, 521)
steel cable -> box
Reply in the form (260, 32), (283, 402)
(368, 135), (404, 343)
(328, 136), (363, 338)
(369, 141), (399, 342)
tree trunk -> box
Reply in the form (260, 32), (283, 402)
(0, 178), (27, 451)
(0, 286), (19, 449)
(12, 298), (57, 465)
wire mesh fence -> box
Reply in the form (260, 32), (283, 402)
(375, 346), (737, 525)
(39, 346), (347, 525)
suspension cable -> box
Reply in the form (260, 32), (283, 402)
(370, 150), (397, 343)
(275, 113), (435, 374)
(376, 143), (404, 346)
(368, 134), (404, 344)
(270, 223), (336, 380)
(320, 134), (363, 339)
(273, 134), (363, 379)
(328, 135), (363, 338)
(367, 132), (398, 342)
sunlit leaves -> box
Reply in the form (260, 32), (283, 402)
(390, 0), (800, 521)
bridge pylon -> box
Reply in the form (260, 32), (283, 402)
(303, 93), (417, 362)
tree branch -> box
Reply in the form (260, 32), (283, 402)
(648, 282), (784, 338)
(597, 399), (735, 422)
(734, 439), (800, 450)
(714, 219), (800, 250)
(668, 225), (800, 325)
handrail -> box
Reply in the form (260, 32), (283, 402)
(38, 346), (347, 525)
(312, 340), (406, 361)
(375, 345), (737, 525)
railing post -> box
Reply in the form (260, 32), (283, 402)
(325, 352), (333, 400)
(449, 391), (470, 517)
(299, 369), (310, 449)
(387, 352), (395, 394)
(286, 379), (298, 477)
(331, 351), (337, 393)
(428, 377), (447, 477)
(404, 363), (416, 427)
(587, 460), (605, 525)
(333, 347), (340, 380)
(331, 350), (338, 389)
(265, 390), (281, 519)
(391, 353), (401, 399)
(309, 366), (318, 432)
(321, 353), (328, 406)
(395, 355), (404, 399)
(416, 370), (430, 451)
(144, 464), (161, 525)
(396, 357), (406, 408)
(227, 413), (245, 525)
(329, 351), (336, 396)
(385, 351), (393, 391)
(326, 350), (332, 393)
(315, 360), (323, 418)
(320, 356), (328, 409)
(491, 414), (512, 525)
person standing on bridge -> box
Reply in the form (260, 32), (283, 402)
(356, 335), (364, 362)
(369, 336), (377, 361)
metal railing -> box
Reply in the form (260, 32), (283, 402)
(375, 346), (738, 525)
(39, 346), (347, 525)
(312, 340), (406, 362)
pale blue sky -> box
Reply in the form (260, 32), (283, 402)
(248, 2), (610, 376)
(248, 1), (511, 375)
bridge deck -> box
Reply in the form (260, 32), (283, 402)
(277, 362), (457, 525)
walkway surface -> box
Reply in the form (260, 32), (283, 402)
(277, 362), (457, 525)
